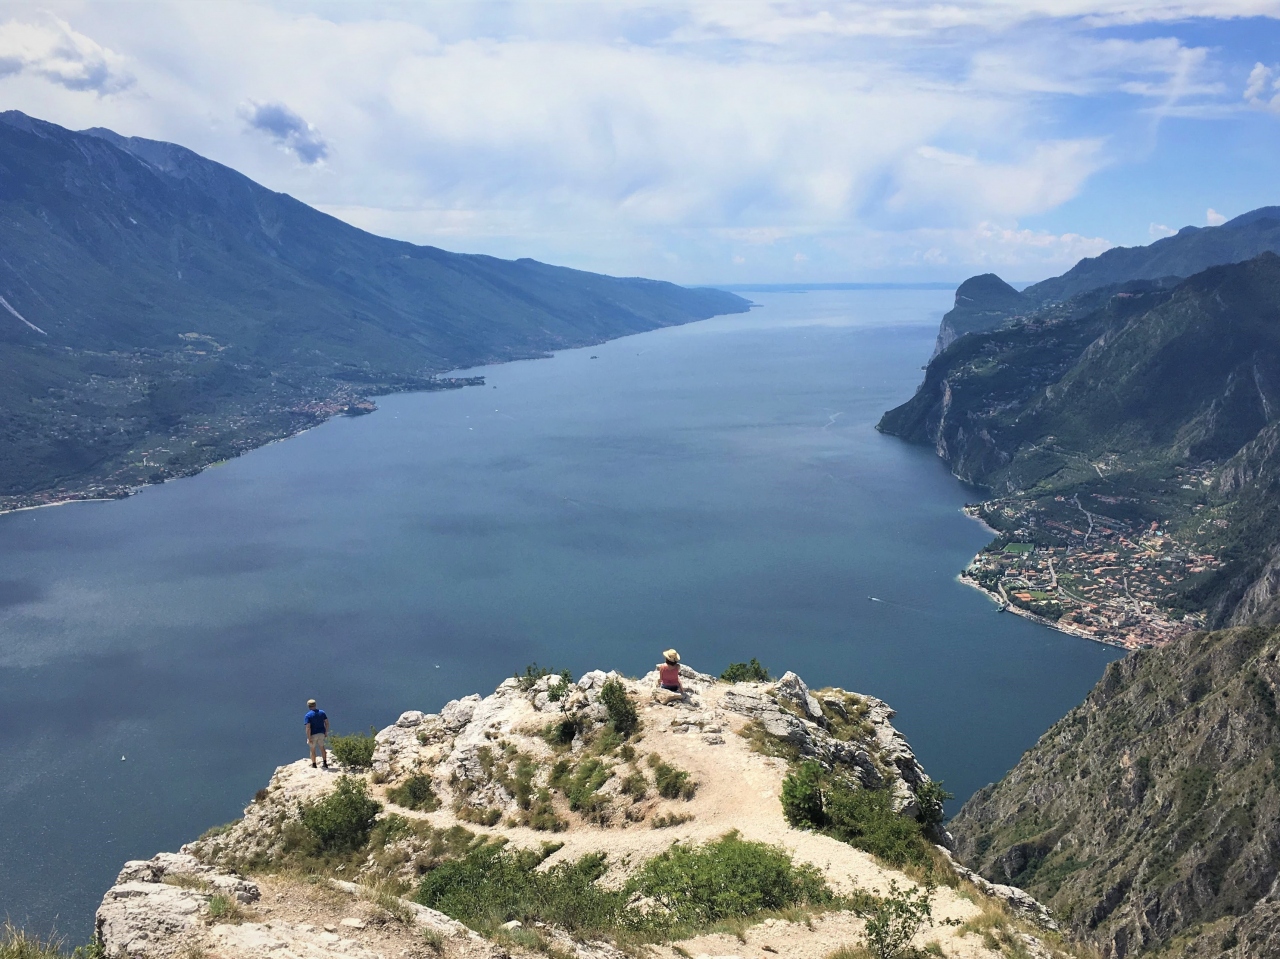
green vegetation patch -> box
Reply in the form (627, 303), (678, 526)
(415, 832), (833, 941)
(648, 754), (698, 800)
(298, 776), (383, 855)
(721, 659), (772, 683)
(328, 729), (377, 769)
(386, 774), (441, 812)
(781, 761), (936, 868)
(599, 679), (640, 737)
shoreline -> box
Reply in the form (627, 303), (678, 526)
(955, 572), (1130, 652)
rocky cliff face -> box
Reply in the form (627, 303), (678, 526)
(92, 666), (1067, 959)
(932, 274), (1029, 358)
(949, 625), (1280, 959)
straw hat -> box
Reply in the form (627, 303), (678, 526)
(662, 649), (680, 664)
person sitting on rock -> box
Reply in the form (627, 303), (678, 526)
(304, 698), (329, 769)
(657, 649), (684, 694)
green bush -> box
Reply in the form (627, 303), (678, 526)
(329, 728), (377, 768)
(633, 832), (831, 926)
(551, 757), (612, 813)
(651, 757), (698, 801)
(387, 774), (441, 812)
(780, 764), (931, 867)
(417, 843), (627, 935)
(599, 679), (640, 737)
(415, 833), (832, 940)
(515, 663), (552, 690)
(861, 880), (937, 959)
(300, 776), (383, 854)
(914, 780), (953, 835)
(825, 787), (928, 867)
(721, 659), (772, 683)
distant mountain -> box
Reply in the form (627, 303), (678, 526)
(951, 623), (1280, 958)
(931, 273), (1030, 356)
(0, 112), (748, 504)
(879, 254), (1280, 624)
(931, 207), (1280, 353)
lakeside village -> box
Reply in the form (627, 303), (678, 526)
(961, 470), (1227, 649)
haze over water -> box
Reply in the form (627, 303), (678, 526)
(0, 289), (1121, 938)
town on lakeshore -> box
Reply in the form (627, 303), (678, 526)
(960, 465), (1231, 649)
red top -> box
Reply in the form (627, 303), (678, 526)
(659, 663), (681, 686)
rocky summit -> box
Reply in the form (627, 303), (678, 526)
(93, 666), (1070, 959)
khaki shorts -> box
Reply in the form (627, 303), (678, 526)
(309, 733), (326, 750)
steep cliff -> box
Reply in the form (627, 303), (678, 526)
(931, 274), (1030, 357)
(949, 625), (1280, 959)
(878, 255), (1280, 626)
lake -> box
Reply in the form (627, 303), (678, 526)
(0, 289), (1121, 938)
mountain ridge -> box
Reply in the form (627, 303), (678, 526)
(930, 206), (1280, 354)
(0, 111), (749, 509)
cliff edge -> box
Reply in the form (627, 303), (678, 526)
(92, 666), (1071, 959)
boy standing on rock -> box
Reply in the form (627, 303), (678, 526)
(304, 699), (329, 769)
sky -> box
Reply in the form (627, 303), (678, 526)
(2, 1), (1280, 284)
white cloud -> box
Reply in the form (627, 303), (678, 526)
(1244, 61), (1280, 112)
(0, 13), (131, 93)
(1149, 222), (1177, 238)
(1207, 208), (1228, 225)
(0, 1), (1272, 281)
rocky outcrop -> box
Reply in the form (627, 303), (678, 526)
(96, 853), (260, 958)
(100, 665), (1057, 959)
(719, 671), (932, 817)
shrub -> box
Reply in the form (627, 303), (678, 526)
(387, 774), (441, 812)
(545, 717), (581, 748)
(721, 659), (771, 683)
(205, 894), (247, 925)
(329, 728), (377, 768)
(551, 758), (612, 814)
(633, 832), (831, 926)
(825, 786), (928, 867)
(914, 780), (953, 834)
(300, 776), (382, 854)
(620, 771), (648, 800)
(780, 764), (931, 867)
(651, 757), (697, 801)
(515, 663), (553, 691)
(781, 761), (827, 830)
(417, 843), (627, 935)
(599, 679), (639, 737)
(861, 880), (937, 959)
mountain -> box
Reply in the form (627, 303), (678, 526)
(0, 111), (748, 506)
(950, 624), (1280, 959)
(930, 207), (1280, 352)
(879, 254), (1280, 628)
(931, 273), (1029, 356)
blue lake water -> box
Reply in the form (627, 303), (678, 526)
(0, 290), (1122, 938)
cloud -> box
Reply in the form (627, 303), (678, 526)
(2, 1), (1276, 281)
(1244, 61), (1280, 112)
(240, 100), (329, 164)
(1149, 222), (1176, 238)
(884, 141), (1106, 226)
(0, 13), (131, 93)
(1207, 208), (1228, 225)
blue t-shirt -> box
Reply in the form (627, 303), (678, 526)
(305, 709), (328, 735)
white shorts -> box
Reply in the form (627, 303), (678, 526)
(309, 733), (326, 750)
